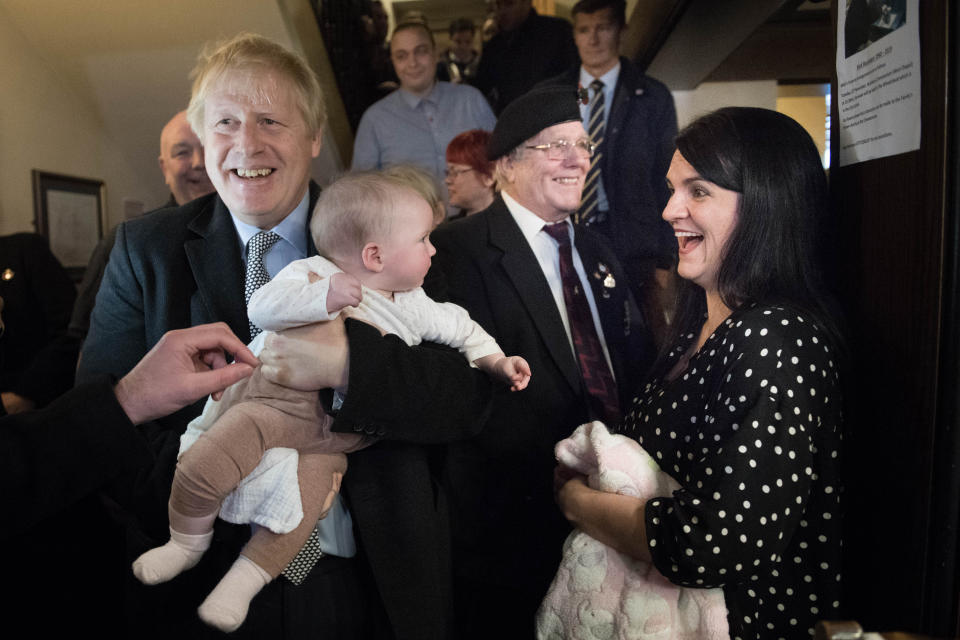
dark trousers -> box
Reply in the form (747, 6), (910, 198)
(454, 576), (541, 640)
(122, 520), (378, 639)
(235, 554), (374, 639)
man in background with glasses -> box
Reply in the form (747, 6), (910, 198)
(429, 84), (653, 639)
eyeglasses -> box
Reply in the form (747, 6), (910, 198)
(524, 138), (596, 160)
(445, 166), (474, 178)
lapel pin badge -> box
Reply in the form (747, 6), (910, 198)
(577, 85), (589, 105)
(594, 262), (615, 289)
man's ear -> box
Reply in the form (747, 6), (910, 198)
(496, 156), (514, 185)
(361, 242), (385, 273)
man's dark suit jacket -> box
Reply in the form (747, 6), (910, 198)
(540, 58), (678, 291)
(430, 196), (654, 610)
(476, 8), (579, 114)
(77, 186), (491, 639)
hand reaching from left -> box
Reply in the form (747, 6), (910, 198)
(260, 317), (350, 392)
(114, 322), (259, 425)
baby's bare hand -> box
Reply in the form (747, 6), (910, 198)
(327, 272), (362, 313)
(501, 355), (531, 392)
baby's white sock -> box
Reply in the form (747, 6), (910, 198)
(131, 528), (213, 585)
(197, 555), (271, 633)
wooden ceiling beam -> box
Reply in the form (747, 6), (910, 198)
(643, 0), (793, 90)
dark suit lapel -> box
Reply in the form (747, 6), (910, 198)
(184, 196), (250, 341)
(183, 183), (321, 342)
(487, 202), (582, 393)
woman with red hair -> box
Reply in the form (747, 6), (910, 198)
(445, 129), (496, 218)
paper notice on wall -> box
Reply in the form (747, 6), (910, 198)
(836, 0), (920, 166)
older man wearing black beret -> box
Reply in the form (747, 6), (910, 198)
(430, 84), (654, 639)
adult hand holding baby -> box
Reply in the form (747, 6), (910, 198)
(260, 317), (350, 392)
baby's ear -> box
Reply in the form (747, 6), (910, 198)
(361, 242), (384, 273)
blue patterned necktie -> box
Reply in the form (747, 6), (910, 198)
(243, 231), (281, 339)
(578, 79), (605, 225)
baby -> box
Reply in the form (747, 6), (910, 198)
(132, 169), (530, 632)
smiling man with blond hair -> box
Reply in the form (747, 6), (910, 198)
(79, 31), (495, 640)
(79, 31), (338, 638)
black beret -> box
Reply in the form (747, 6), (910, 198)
(487, 85), (583, 161)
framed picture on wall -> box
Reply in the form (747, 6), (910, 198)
(32, 170), (105, 281)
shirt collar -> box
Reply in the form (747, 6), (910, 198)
(398, 81), (440, 109)
(501, 191), (570, 245)
(229, 190), (310, 255)
(579, 61), (621, 94)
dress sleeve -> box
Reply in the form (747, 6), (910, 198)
(247, 257), (334, 332)
(643, 312), (840, 589)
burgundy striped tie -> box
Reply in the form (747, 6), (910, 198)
(543, 221), (621, 426)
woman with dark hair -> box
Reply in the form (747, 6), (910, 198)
(555, 107), (843, 639)
(445, 129), (496, 217)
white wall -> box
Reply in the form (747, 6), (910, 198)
(670, 80), (829, 169)
(671, 80), (779, 129)
(0, 6), (156, 236)
(0, 0), (347, 238)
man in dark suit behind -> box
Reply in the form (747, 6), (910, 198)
(476, 0), (579, 114)
(430, 84), (654, 638)
(541, 0), (678, 344)
(79, 33), (489, 639)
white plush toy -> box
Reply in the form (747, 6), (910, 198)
(536, 421), (730, 640)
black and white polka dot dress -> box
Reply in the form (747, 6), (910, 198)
(618, 304), (842, 640)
